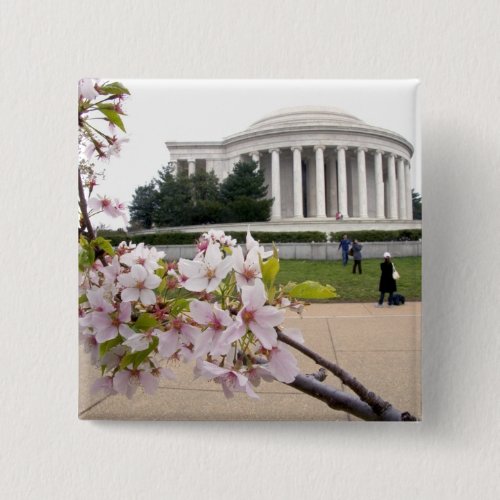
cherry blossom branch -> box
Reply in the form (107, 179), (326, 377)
(277, 329), (415, 419)
(288, 373), (412, 421)
(78, 169), (96, 241)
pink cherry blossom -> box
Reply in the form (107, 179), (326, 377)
(102, 255), (122, 285)
(108, 137), (129, 157)
(117, 265), (161, 305)
(88, 195), (116, 217)
(232, 246), (262, 288)
(91, 376), (116, 396)
(88, 195), (127, 220)
(157, 318), (200, 358)
(195, 360), (258, 399)
(246, 229), (273, 259)
(92, 302), (135, 343)
(246, 365), (275, 387)
(122, 328), (159, 353)
(178, 242), (233, 292)
(86, 287), (114, 312)
(238, 279), (284, 349)
(120, 242), (165, 272)
(113, 368), (155, 398)
(266, 342), (299, 383)
(189, 300), (233, 356)
(79, 78), (99, 101)
(80, 330), (98, 365)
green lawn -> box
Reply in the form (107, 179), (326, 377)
(277, 257), (421, 302)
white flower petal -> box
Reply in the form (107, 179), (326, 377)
(139, 288), (156, 305)
(249, 321), (277, 350)
(121, 287), (140, 302)
(131, 264), (147, 282)
(184, 276), (209, 292)
(144, 273), (161, 289)
(189, 300), (213, 325)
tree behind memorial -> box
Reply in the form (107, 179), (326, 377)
(412, 190), (422, 220)
(129, 181), (158, 229)
(220, 160), (272, 222)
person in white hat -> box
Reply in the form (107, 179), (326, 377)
(376, 252), (397, 307)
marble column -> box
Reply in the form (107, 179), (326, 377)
(314, 146), (326, 217)
(374, 150), (385, 219)
(251, 151), (260, 164)
(327, 152), (338, 216)
(336, 146), (348, 217)
(291, 146), (303, 218)
(269, 148), (281, 220)
(188, 158), (196, 176)
(387, 153), (398, 219)
(357, 147), (368, 219)
(397, 157), (407, 219)
(405, 160), (413, 220)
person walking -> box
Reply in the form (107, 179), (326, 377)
(352, 239), (363, 274)
(376, 252), (397, 306)
(338, 234), (351, 266)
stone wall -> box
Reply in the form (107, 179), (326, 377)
(156, 240), (421, 261)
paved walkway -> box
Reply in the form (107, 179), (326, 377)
(79, 302), (421, 421)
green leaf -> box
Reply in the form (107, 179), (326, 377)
(78, 245), (95, 271)
(119, 352), (135, 370)
(78, 294), (88, 304)
(95, 102), (115, 110)
(99, 336), (122, 358)
(170, 298), (190, 316)
(98, 107), (126, 132)
(157, 278), (167, 294)
(132, 336), (159, 369)
(99, 82), (130, 96)
(133, 313), (160, 332)
(92, 236), (115, 256)
(288, 281), (337, 300)
(260, 255), (280, 290)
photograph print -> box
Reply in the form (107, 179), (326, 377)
(78, 79), (422, 421)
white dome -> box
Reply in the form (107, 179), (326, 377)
(247, 106), (364, 131)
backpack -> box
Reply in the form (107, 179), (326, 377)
(392, 293), (405, 306)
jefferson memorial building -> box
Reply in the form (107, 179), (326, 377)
(165, 107), (416, 226)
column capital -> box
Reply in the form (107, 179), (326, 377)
(387, 152), (395, 159)
(313, 144), (326, 152)
(291, 146), (303, 152)
(250, 151), (260, 156)
(335, 145), (348, 152)
(187, 158), (196, 163)
(268, 148), (280, 154)
(374, 149), (384, 155)
(357, 147), (368, 153)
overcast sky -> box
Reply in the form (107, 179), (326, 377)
(93, 79), (421, 229)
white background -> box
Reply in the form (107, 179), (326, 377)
(1, 1), (499, 498)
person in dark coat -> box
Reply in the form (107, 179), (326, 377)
(377, 252), (397, 306)
(351, 240), (363, 274)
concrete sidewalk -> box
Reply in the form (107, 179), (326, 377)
(79, 302), (421, 421)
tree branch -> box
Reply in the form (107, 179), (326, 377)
(78, 169), (107, 266)
(288, 373), (411, 421)
(277, 330), (415, 419)
(78, 169), (96, 241)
